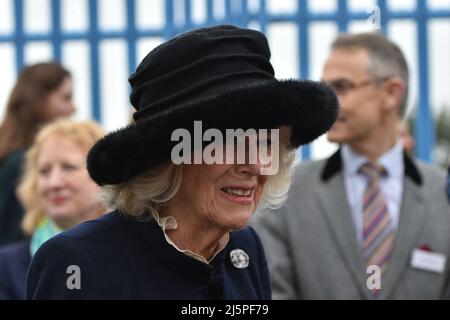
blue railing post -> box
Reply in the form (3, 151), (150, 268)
(337, 0), (348, 32)
(184, 0), (193, 31)
(241, 0), (249, 27)
(88, 0), (101, 122)
(258, 0), (267, 34)
(206, 0), (214, 25)
(13, 0), (24, 72)
(416, 0), (434, 162)
(51, 0), (62, 62)
(299, 0), (311, 160)
(165, 0), (175, 39)
(126, 0), (137, 74)
(225, 0), (233, 25)
(378, 0), (388, 33)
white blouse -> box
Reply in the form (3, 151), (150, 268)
(152, 211), (229, 264)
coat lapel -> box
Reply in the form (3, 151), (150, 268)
(378, 155), (426, 299)
(317, 150), (371, 299)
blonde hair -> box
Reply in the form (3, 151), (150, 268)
(102, 127), (296, 218)
(18, 119), (105, 236)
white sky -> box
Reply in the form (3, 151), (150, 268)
(0, 0), (449, 160)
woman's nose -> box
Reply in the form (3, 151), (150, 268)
(235, 161), (263, 177)
(46, 168), (66, 188)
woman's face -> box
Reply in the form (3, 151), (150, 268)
(37, 135), (101, 229)
(169, 160), (269, 232)
(45, 77), (75, 120)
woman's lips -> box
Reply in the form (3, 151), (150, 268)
(49, 196), (67, 205)
(220, 187), (255, 205)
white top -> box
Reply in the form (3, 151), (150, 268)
(341, 141), (404, 245)
(152, 211), (229, 264)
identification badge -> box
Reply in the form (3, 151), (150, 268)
(411, 249), (446, 273)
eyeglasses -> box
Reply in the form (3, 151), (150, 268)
(323, 77), (390, 96)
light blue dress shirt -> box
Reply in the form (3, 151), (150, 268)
(342, 141), (404, 245)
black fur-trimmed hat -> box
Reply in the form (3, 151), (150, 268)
(87, 25), (338, 185)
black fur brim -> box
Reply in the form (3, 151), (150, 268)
(87, 79), (338, 185)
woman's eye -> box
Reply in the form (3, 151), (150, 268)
(63, 164), (79, 171)
(38, 168), (50, 176)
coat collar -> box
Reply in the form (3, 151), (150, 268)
(135, 216), (227, 280)
(321, 148), (422, 185)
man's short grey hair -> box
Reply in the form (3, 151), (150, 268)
(102, 127), (296, 219)
(332, 32), (409, 116)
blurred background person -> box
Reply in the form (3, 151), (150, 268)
(0, 62), (75, 246)
(0, 119), (105, 300)
(253, 32), (450, 299)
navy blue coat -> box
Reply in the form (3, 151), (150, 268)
(27, 211), (271, 299)
(0, 240), (31, 300)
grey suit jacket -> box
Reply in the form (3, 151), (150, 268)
(252, 150), (450, 299)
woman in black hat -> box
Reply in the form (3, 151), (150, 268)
(27, 25), (338, 299)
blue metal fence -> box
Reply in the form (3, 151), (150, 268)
(1, 0), (449, 161)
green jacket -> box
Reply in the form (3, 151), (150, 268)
(0, 150), (25, 246)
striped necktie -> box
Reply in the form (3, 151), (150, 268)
(360, 162), (395, 281)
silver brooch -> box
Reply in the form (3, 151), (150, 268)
(230, 249), (249, 269)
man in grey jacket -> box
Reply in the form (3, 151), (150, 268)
(253, 32), (450, 299)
